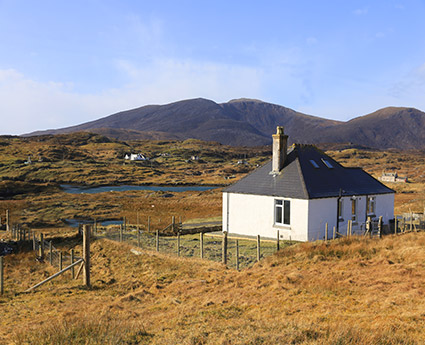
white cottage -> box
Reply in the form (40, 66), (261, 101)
(222, 127), (395, 242)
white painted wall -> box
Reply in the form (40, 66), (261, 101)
(307, 193), (395, 240)
(223, 192), (394, 242)
(374, 193), (395, 222)
(222, 192), (309, 241)
(307, 197), (338, 241)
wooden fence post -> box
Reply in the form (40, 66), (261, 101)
(33, 232), (36, 251)
(83, 225), (91, 288)
(172, 216), (175, 233)
(39, 233), (44, 258)
(148, 216), (151, 232)
(394, 216), (397, 235)
(325, 223), (328, 241)
(123, 216), (126, 232)
(6, 209), (9, 232)
(0, 256), (3, 295)
(156, 230), (159, 252)
(70, 249), (75, 279)
(200, 232), (204, 259)
(222, 231), (228, 265)
(378, 216), (383, 238)
(366, 217), (372, 237)
(346, 221), (350, 236)
(119, 224), (123, 242)
(49, 241), (53, 265)
(137, 230), (141, 248)
(59, 252), (63, 271)
(333, 226), (336, 240)
(276, 230), (280, 251)
(257, 235), (261, 262)
(177, 233), (180, 257)
(235, 239), (239, 271)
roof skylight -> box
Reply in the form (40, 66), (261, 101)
(321, 158), (334, 169)
(309, 160), (320, 169)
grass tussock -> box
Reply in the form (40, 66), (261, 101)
(2, 233), (425, 344)
(13, 317), (151, 345)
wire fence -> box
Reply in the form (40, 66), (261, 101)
(33, 236), (82, 272)
(94, 226), (293, 270)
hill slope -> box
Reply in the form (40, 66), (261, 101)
(26, 99), (425, 149)
(2, 232), (425, 344)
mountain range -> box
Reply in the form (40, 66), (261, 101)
(26, 98), (425, 149)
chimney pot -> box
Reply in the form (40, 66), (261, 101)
(271, 126), (288, 174)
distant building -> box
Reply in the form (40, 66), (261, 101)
(24, 155), (32, 165)
(379, 171), (408, 183)
(223, 127), (395, 242)
(125, 153), (149, 161)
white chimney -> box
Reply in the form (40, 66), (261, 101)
(271, 126), (288, 174)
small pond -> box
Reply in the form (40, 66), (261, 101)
(60, 184), (217, 194)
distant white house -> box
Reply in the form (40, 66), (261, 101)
(222, 127), (395, 242)
(125, 153), (149, 161)
(379, 171), (408, 183)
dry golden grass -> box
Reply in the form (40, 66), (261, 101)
(1, 135), (425, 230)
(1, 136), (425, 343)
(1, 232), (425, 344)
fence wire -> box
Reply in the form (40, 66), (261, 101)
(95, 226), (285, 270)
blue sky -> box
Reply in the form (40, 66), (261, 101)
(1, 0), (425, 134)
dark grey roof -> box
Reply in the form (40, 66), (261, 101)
(223, 145), (395, 199)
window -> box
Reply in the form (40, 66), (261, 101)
(275, 199), (290, 225)
(321, 158), (334, 169)
(367, 196), (376, 215)
(338, 198), (343, 220)
(309, 160), (320, 168)
(351, 199), (357, 222)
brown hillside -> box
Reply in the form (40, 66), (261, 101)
(314, 107), (425, 150)
(1, 232), (425, 344)
(24, 98), (425, 149)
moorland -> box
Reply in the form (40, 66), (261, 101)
(0, 132), (424, 230)
(0, 132), (425, 344)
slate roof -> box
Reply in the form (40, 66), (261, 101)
(223, 145), (395, 199)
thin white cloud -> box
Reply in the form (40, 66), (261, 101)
(306, 37), (318, 45)
(353, 7), (368, 15)
(387, 62), (425, 99)
(0, 60), (265, 135)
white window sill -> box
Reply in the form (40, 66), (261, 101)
(273, 224), (291, 230)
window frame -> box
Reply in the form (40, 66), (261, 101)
(366, 196), (376, 215)
(274, 199), (291, 226)
(309, 160), (320, 169)
(321, 158), (334, 169)
(351, 198), (357, 222)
